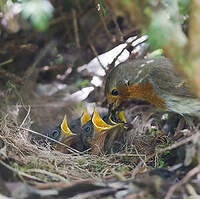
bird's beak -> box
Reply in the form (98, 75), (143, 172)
(110, 99), (121, 110)
(81, 107), (91, 126)
(61, 115), (76, 136)
(91, 107), (123, 155)
(108, 103), (115, 113)
(92, 107), (119, 133)
(108, 110), (126, 124)
(108, 114), (118, 125)
(118, 111), (127, 123)
(108, 104), (127, 124)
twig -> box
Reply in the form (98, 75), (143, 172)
(104, 1), (124, 42)
(0, 58), (13, 67)
(87, 20), (102, 40)
(19, 127), (83, 155)
(108, 36), (148, 71)
(35, 182), (70, 189)
(108, 38), (137, 70)
(185, 184), (199, 197)
(20, 105), (31, 128)
(72, 9), (80, 48)
(88, 40), (107, 72)
(22, 41), (56, 93)
(110, 153), (146, 157)
(8, 103), (76, 108)
(50, 14), (72, 27)
(134, 146), (147, 167)
(111, 13), (124, 41)
(27, 169), (69, 183)
(0, 159), (45, 182)
(69, 188), (116, 199)
(174, 118), (185, 136)
(95, 0), (114, 42)
(132, 131), (199, 177)
(73, 165), (95, 179)
(157, 132), (199, 154)
(165, 164), (200, 199)
(125, 190), (148, 199)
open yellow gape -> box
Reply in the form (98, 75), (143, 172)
(92, 107), (120, 133)
(61, 115), (76, 136)
(81, 108), (91, 126)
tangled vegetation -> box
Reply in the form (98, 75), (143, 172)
(1, 0), (200, 198)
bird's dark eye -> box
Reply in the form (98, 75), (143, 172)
(84, 126), (91, 133)
(111, 89), (119, 96)
(51, 130), (60, 138)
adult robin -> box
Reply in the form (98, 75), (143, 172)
(105, 57), (200, 117)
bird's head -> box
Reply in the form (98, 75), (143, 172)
(105, 65), (134, 111)
(48, 108), (91, 143)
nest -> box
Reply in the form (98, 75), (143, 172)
(1, 103), (200, 199)
(0, 103), (170, 182)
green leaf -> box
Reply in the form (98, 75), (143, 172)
(178, 0), (190, 15)
(117, 0), (132, 5)
(22, 0), (53, 31)
(76, 79), (90, 87)
(55, 54), (64, 64)
(98, 0), (106, 16)
(147, 12), (172, 49)
(148, 49), (163, 58)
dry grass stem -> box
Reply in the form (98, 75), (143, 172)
(165, 164), (200, 199)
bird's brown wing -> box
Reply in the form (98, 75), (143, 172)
(147, 58), (196, 98)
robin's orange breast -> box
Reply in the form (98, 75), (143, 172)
(127, 81), (166, 109)
(105, 57), (199, 116)
(106, 80), (166, 109)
